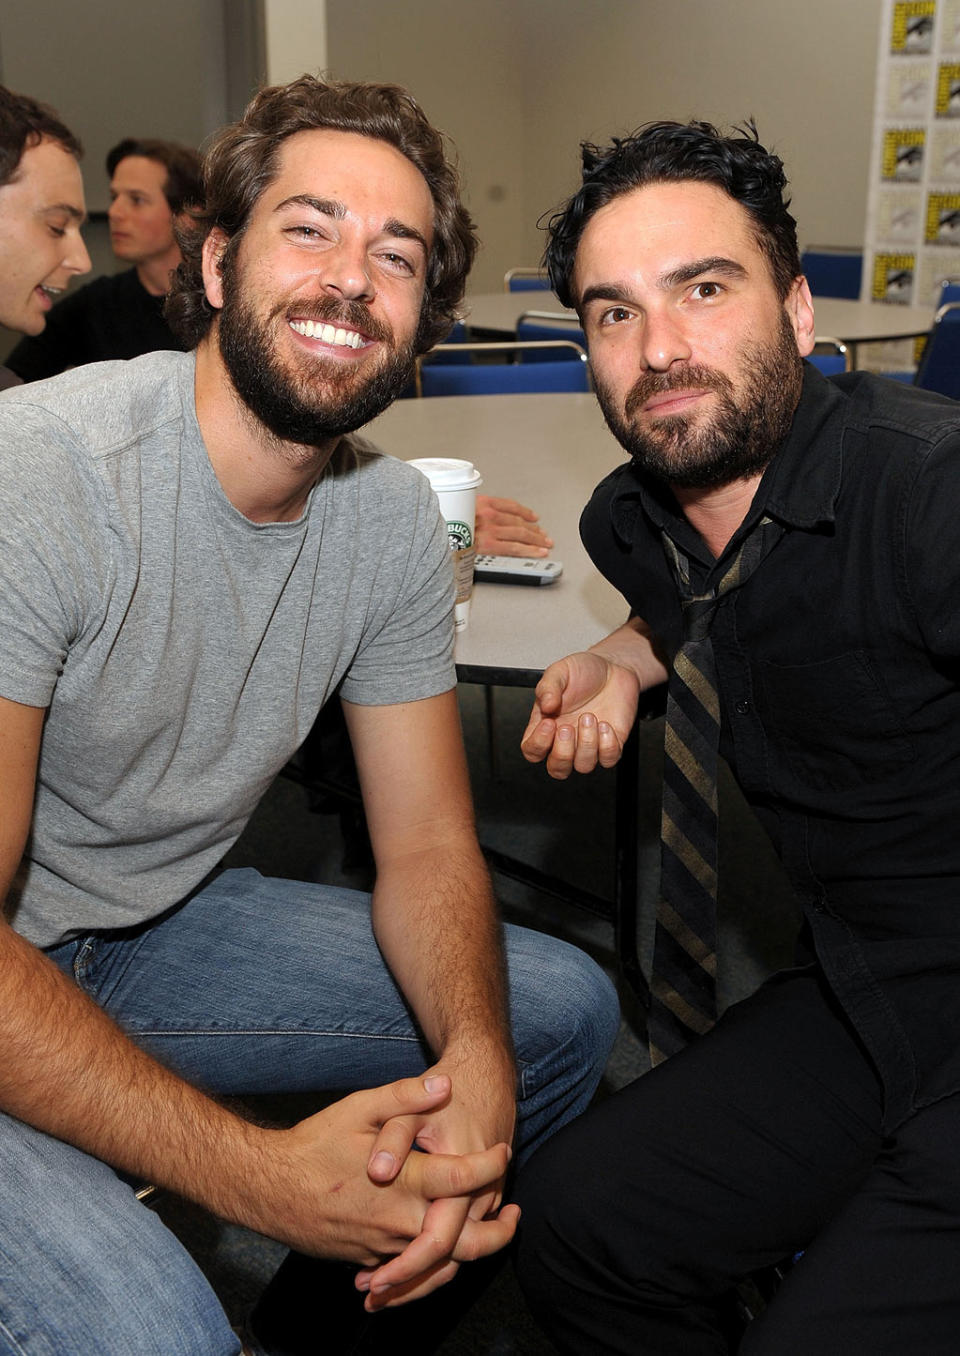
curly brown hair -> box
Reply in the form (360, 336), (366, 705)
(165, 75), (477, 354)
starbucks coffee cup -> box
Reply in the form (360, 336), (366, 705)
(407, 457), (483, 630)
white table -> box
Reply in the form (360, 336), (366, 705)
(366, 392), (630, 680)
(365, 392), (646, 994)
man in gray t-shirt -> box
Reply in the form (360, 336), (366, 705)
(0, 76), (618, 1356)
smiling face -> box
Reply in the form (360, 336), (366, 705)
(202, 127), (434, 448)
(573, 180), (815, 489)
(107, 155), (177, 266)
(0, 136), (90, 335)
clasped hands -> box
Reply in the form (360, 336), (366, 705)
(274, 1068), (516, 1311)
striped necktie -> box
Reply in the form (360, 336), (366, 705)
(649, 514), (784, 1066)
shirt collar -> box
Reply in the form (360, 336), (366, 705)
(609, 362), (848, 560)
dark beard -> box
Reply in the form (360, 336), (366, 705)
(217, 285), (417, 448)
(593, 310), (803, 489)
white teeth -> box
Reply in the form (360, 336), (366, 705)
(289, 318), (365, 349)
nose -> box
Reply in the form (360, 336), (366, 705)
(638, 306), (692, 372)
(108, 198), (122, 224)
(63, 227), (92, 277)
(320, 241), (374, 303)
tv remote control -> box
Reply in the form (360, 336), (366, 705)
(473, 555), (563, 585)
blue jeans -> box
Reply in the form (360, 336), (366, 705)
(0, 869), (619, 1354)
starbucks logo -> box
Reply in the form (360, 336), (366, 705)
(447, 520), (473, 550)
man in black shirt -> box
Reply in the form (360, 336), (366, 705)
(7, 136), (200, 380)
(515, 120), (960, 1353)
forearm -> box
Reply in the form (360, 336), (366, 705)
(371, 839), (513, 1078)
(588, 615), (669, 691)
(0, 921), (273, 1224)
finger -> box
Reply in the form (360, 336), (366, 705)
(367, 1113), (421, 1183)
(544, 723), (577, 780)
(361, 1202), (520, 1305)
(481, 496), (539, 520)
(572, 712), (599, 774)
(597, 720), (625, 768)
(363, 1195), (468, 1298)
(414, 1141), (512, 1198)
(362, 1260), (461, 1311)
(520, 713), (553, 763)
(480, 537), (550, 559)
(453, 1203), (520, 1262)
(362, 1073), (450, 1129)
(466, 1183), (502, 1221)
(532, 665), (569, 718)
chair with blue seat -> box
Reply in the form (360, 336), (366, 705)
(422, 320), (471, 363)
(807, 337), (851, 377)
(504, 267), (551, 292)
(801, 247), (863, 299)
(416, 340), (590, 396)
(516, 309), (587, 360)
(913, 300), (960, 399)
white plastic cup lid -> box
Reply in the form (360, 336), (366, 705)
(407, 457), (483, 491)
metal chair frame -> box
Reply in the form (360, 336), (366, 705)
(503, 267), (550, 292)
(808, 336), (851, 376)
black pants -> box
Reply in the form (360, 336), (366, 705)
(514, 968), (960, 1354)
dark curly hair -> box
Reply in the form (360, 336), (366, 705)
(166, 75), (477, 353)
(545, 119), (800, 307)
(106, 137), (202, 214)
(0, 85), (82, 189)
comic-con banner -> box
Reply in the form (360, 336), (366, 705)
(864, 0), (960, 365)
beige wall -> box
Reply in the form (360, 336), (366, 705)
(328, 0), (883, 290)
(327, 0), (528, 291)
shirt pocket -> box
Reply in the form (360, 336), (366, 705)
(755, 650), (915, 792)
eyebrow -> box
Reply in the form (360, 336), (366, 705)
(274, 194), (429, 254)
(579, 255), (749, 310)
(42, 202), (85, 224)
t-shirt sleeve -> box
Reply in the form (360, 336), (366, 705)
(0, 401), (109, 706)
(337, 457), (456, 705)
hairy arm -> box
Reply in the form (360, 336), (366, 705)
(343, 689), (517, 1304)
(0, 695), (513, 1267)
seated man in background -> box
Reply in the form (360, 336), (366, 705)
(516, 118), (960, 1352)
(6, 134), (201, 379)
(0, 74), (618, 1356)
(0, 85), (90, 386)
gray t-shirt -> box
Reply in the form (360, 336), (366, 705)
(0, 351), (455, 946)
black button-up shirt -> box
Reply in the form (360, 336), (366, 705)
(582, 365), (960, 1128)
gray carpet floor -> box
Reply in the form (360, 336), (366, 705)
(155, 683), (801, 1352)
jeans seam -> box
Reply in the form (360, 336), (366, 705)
(0, 1317), (28, 1355)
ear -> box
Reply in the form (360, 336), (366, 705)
(785, 275), (816, 357)
(201, 227), (230, 311)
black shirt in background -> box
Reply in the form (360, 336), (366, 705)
(581, 365), (960, 1127)
(6, 268), (185, 382)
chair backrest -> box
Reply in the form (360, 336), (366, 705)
(424, 320), (471, 364)
(807, 337), (851, 377)
(801, 248), (863, 300)
(914, 300), (960, 398)
(516, 310), (586, 359)
(416, 340), (590, 396)
(504, 267), (550, 292)
(936, 276), (960, 308)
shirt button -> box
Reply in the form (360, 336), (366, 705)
(735, 699), (750, 715)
